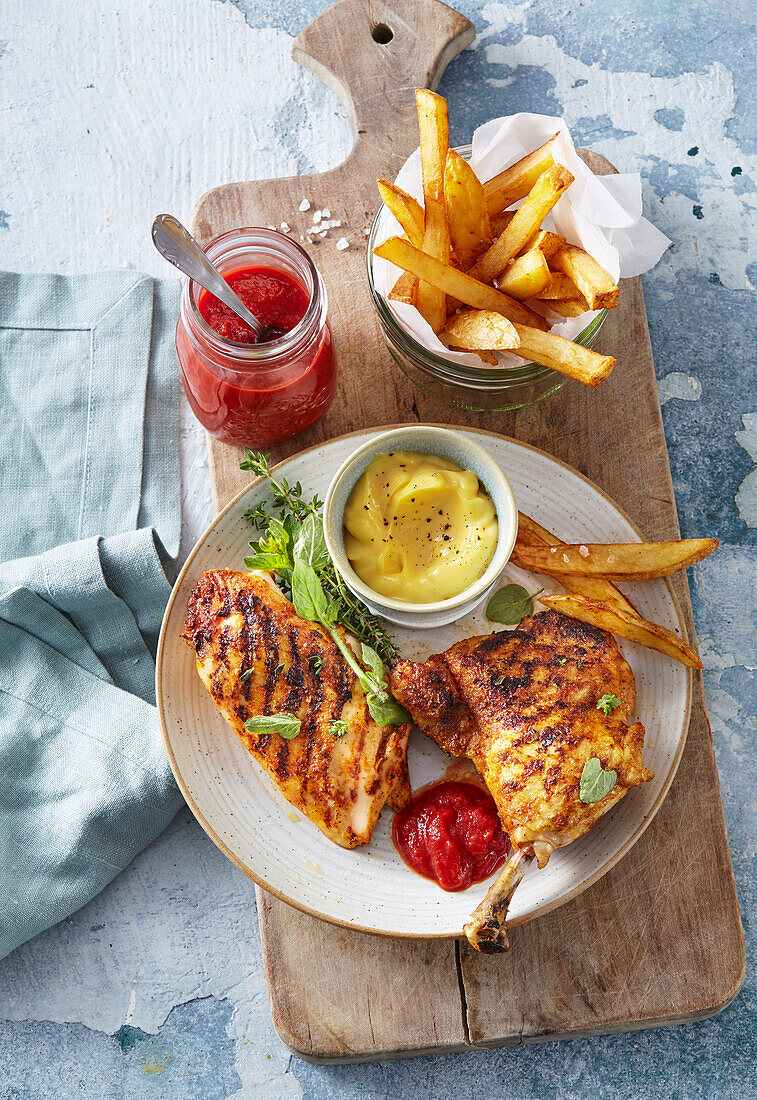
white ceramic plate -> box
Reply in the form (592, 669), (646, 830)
(157, 428), (691, 938)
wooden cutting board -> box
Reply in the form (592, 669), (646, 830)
(190, 0), (745, 1061)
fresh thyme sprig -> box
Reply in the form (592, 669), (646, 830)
(239, 449), (400, 668)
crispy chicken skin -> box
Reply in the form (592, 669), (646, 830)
(389, 610), (652, 869)
(184, 569), (410, 848)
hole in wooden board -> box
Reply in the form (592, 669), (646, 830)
(371, 22), (394, 44)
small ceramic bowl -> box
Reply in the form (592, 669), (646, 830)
(323, 426), (518, 628)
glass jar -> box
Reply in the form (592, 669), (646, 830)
(366, 145), (607, 413)
(176, 227), (337, 447)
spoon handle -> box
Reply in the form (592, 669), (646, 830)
(151, 214), (264, 338)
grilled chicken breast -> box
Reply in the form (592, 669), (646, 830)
(390, 609), (652, 867)
(184, 569), (410, 848)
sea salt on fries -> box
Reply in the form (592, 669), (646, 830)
(511, 538), (719, 581)
(516, 512), (637, 616)
(539, 594), (703, 669)
(469, 165), (575, 284)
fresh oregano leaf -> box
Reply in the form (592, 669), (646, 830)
(291, 559), (328, 622)
(367, 693), (411, 727)
(596, 693), (622, 716)
(243, 551), (292, 572)
(245, 713), (301, 740)
(486, 584), (542, 626)
(294, 512), (329, 572)
(328, 719), (349, 739)
(360, 642), (386, 687)
(579, 757), (617, 803)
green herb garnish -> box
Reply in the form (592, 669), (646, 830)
(557, 656), (568, 666)
(596, 693), (622, 716)
(579, 757), (618, 803)
(273, 663), (284, 676)
(241, 450), (399, 667)
(240, 451), (408, 726)
(245, 713), (301, 740)
(240, 668), (253, 682)
(486, 584), (543, 626)
(309, 654), (323, 673)
(328, 719), (349, 739)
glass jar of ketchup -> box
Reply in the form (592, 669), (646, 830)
(176, 227), (337, 447)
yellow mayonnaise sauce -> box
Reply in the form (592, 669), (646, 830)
(343, 451), (498, 604)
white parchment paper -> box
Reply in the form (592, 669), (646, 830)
(372, 113), (671, 369)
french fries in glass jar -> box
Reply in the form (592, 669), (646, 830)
(374, 93), (622, 387)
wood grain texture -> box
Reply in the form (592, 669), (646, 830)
(191, 0), (744, 1062)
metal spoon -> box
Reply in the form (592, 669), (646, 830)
(151, 214), (283, 342)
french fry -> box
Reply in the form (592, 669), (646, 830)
(442, 341), (498, 365)
(388, 271), (418, 306)
(553, 245), (619, 310)
(515, 512), (637, 616)
(469, 165), (574, 284)
(373, 236), (550, 330)
(415, 90), (450, 333)
(520, 229), (565, 261)
(539, 594), (703, 669)
(496, 249), (552, 300)
(512, 324), (615, 385)
(490, 211), (515, 237)
(444, 149), (492, 269)
(483, 134), (560, 215)
(536, 273), (582, 300)
(543, 299), (589, 318)
(441, 308), (520, 351)
(511, 538), (719, 581)
(377, 179), (425, 248)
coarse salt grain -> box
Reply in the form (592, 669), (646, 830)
(579, 545), (589, 558)
(299, 199), (311, 212)
(280, 222), (290, 233)
(322, 208), (330, 218)
(336, 237), (349, 251)
(563, 553), (570, 563)
(312, 210), (323, 224)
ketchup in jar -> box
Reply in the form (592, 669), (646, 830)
(392, 780), (509, 891)
(176, 228), (337, 446)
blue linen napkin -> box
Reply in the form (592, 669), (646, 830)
(0, 270), (185, 961)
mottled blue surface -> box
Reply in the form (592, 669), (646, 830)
(1, 1), (755, 1097)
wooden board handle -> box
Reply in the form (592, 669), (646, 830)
(292, 0), (474, 175)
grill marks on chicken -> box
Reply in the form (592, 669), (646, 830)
(389, 610), (653, 950)
(184, 569), (410, 848)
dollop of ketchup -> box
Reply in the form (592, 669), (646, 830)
(392, 780), (509, 892)
(198, 266), (308, 343)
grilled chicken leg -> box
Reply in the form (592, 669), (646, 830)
(184, 569), (410, 848)
(389, 609), (653, 950)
